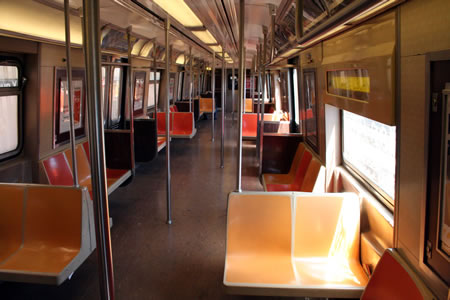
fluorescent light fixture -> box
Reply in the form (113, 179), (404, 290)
(140, 41), (154, 57)
(209, 45), (222, 53)
(153, 0), (203, 27)
(176, 54), (185, 65)
(192, 30), (217, 44)
(206, 66), (212, 71)
(132, 39), (146, 56)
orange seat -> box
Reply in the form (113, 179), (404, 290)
(0, 184), (91, 285)
(262, 143), (305, 186)
(157, 136), (166, 152)
(361, 249), (436, 300)
(42, 152), (74, 186)
(242, 113), (258, 139)
(199, 98), (214, 113)
(245, 98), (253, 112)
(157, 112), (173, 135)
(224, 192), (367, 298)
(172, 112), (196, 138)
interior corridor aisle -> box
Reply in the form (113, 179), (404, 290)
(0, 114), (310, 300)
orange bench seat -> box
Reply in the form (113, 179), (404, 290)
(157, 112), (197, 139)
(0, 183), (92, 285)
(224, 192), (368, 298)
(157, 136), (167, 152)
(242, 113), (283, 140)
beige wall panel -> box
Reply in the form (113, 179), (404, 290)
(398, 54), (427, 262)
(400, 0), (450, 57)
(40, 43), (84, 68)
(0, 36), (37, 54)
(38, 65), (56, 159)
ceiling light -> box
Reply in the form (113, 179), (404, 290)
(153, 0), (203, 27)
(176, 54), (185, 65)
(209, 45), (222, 53)
(192, 30), (217, 44)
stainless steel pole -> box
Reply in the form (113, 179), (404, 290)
(64, 0), (79, 187)
(221, 48), (225, 168)
(153, 39), (157, 118)
(81, 0), (114, 298)
(236, 0), (245, 192)
(270, 4), (276, 62)
(211, 52), (215, 141)
(127, 27), (135, 175)
(256, 43), (261, 160)
(165, 19), (172, 225)
(232, 65), (235, 125)
(259, 26), (268, 176)
(189, 46), (193, 112)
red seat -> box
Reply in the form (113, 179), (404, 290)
(157, 112), (173, 135)
(361, 249), (435, 300)
(242, 114), (258, 139)
(42, 153), (74, 186)
(157, 137), (166, 152)
(172, 112), (195, 137)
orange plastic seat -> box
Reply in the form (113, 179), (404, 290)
(262, 143), (305, 186)
(361, 249), (436, 300)
(0, 184), (91, 285)
(157, 136), (166, 152)
(224, 192), (367, 298)
(265, 149), (313, 191)
(157, 112), (174, 135)
(242, 113), (258, 139)
(171, 112), (197, 138)
(42, 152), (74, 186)
(200, 98), (214, 113)
(245, 98), (253, 112)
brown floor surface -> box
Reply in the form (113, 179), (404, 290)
(0, 114), (312, 300)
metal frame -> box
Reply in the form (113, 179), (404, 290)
(126, 27), (136, 175)
(165, 18), (172, 225)
(211, 52), (216, 141)
(258, 27), (268, 176)
(236, 0), (245, 192)
(221, 48), (226, 168)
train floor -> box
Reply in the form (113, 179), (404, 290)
(0, 113), (322, 300)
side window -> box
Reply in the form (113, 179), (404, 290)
(110, 67), (122, 124)
(147, 71), (160, 110)
(342, 110), (396, 204)
(303, 69), (318, 151)
(292, 68), (300, 130)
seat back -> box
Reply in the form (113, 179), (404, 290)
(245, 98), (253, 112)
(300, 157), (323, 192)
(200, 98), (214, 113)
(292, 149), (313, 189)
(42, 152), (74, 186)
(288, 143), (306, 176)
(242, 113), (258, 137)
(0, 185), (25, 262)
(172, 112), (194, 134)
(65, 145), (92, 186)
(361, 249), (436, 300)
(82, 141), (90, 161)
(25, 186), (82, 250)
(157, 112), (173, 133)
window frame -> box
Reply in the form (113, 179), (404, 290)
(133, 71), (146, 116)
(340, 109), (395, 209)
(0, 58), (23, 161)
(109, 66), (124, 127)
(147, 71), (160, 111)
(302, 68), (319, 153)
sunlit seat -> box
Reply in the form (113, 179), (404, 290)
(0, 184), (91, 285)
(245, 98), (253, 112)
(199, 97), (215, 114)
(242, 113), (280, 140)
(224, 192), (368, 298)
(361, 248), (436, 300)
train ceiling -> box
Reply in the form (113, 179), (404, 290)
(1, 0), (405, 68)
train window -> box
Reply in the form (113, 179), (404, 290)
(110, 67), (122, 123)
(148, 71), (160, 108)
(133, 71), (145, 116)
(101, 66), (108, 124)
(0, 95), (19, 155)
(177, 72), (183, 100)
(327, 69), (370, 101)
(0, 66), (19, 87)
(303, 70), (318, 151)
(343, 110), (396, 202)
(169, 72), (176, 103)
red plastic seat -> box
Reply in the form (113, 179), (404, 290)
(242, 114), (258, 139)
(42, 153), (74, 186)
(157, 112), (173, 135)
(157, 137), (166, 152)
(172, 112), (194, 136)
(361, 249), (435, 300)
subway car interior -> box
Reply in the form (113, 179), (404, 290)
(0, 0), (449, 299)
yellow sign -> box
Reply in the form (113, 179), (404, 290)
(329, 76), (370, 93)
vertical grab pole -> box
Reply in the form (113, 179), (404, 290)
(126, 27), (136, 175)
(153, 39), (157, 118)
(164, 19), (172, 225)
(231, 65), (235, 125)
(236, 0), (245, 192)
(189, 46), (193, 112)
(251, 56), (255, 109)
(256, 44), (261, 160)
(64, 0), (79, 187)
(259, 27), (268, 176)
(221, 48), (226, 168)
(81, 0), (115, 299)
(211, 52), (215, 141)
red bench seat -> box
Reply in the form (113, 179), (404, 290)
(157, 112), (197, 139)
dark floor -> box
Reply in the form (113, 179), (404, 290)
(0, 114), (311, 300)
